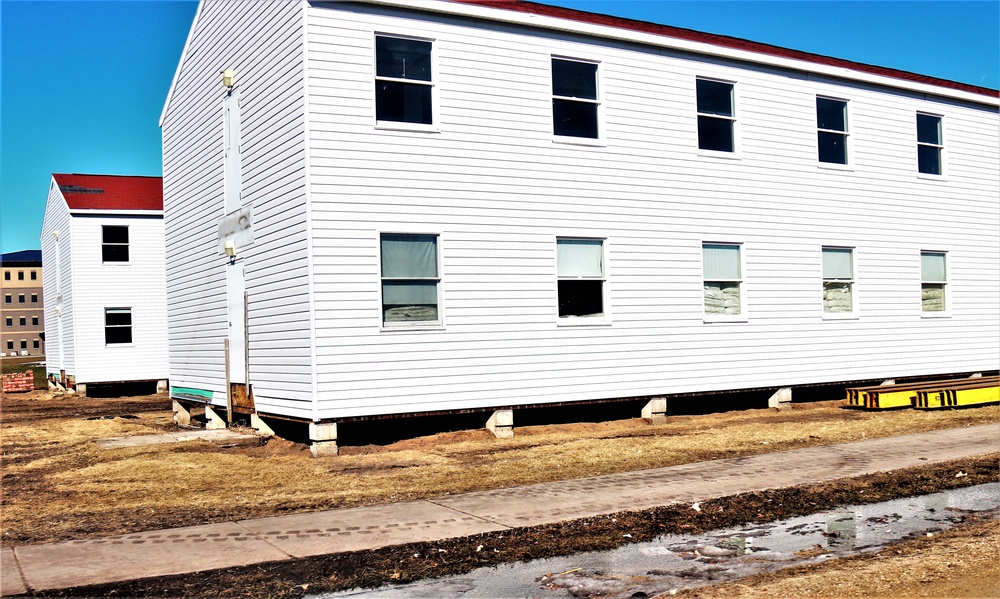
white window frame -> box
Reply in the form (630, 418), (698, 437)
(551, 56), (603, 145)
(702, 241), (746, 323)
(695, 77), (739, 157)
(104, 307), (133, 346)
(101, 225), (130, 264)
(916, 112), (945, 178)
(556, 236), (610, 325)
(379, 232), (443, 330)
(373, 33), (437, 133)
(920, 250), (949, 317)
(821, 246), (858, 319)
(816, 96), (851, 168)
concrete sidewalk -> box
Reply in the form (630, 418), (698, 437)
(3, 424), (997, 596)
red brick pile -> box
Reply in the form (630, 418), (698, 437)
(2, 371), (35, 393)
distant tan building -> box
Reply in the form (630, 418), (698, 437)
(1, 250), (44, 357)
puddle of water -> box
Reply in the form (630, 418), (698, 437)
(316, 483), (1000, 599)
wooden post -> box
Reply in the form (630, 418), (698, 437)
(224, 338), (232, 423)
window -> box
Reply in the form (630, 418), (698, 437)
(102, 225), (129, 262)
(105, 308), (133, 344)
(18, 294), (24, 303)
(380, 234), (440, 324)
(917, 114), (943, 175)
(5, 341), (12, 350)
(552, 58), (599, 139)
(696, 79), (735, 152)
(17, 271), (24, 280)
(3, 271), (8, 280)
(4, 295), (10, 304)
(20, 340), (27, 349)
(30, 270), (37, 280)
(32, 316), (38, 326)
(703, 243), (742, 315)
(375, 35), (433, 126)
(33, 340), (39, 349)
(19, 317), (26, 326)
(817, 97), (849, 164)
(823, 247), (854, 314)
(4, 318), (11, 327)
(30, 294), (37, 303)
(557, 238), (605, 318)
(921, 251), (947, 312)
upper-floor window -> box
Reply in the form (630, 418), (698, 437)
(18, 294), (24, 303)
(30, 294), (37, 303)
(32, 316), (38, 326)
(4, 295), (10, 304)
(19, 317), (26, 326)
(102, 225), (129, 262)
(703, 243), (742, 315)
(917, 113), (943, 175)
(817, 97), (849, 164)
(380, 233), (440, 324)
(105, 308), (133, 344)
(4, 318), (11, 327)
(17, 271), (24, 280)
(557, 238), (605, 318)
(920, 251), (947, 312)
(30, 270), (37, 280)
(822, 247), (854, 314)
(552, 57), (600, 139)
(696, 79), (735, 152)
(375, 34), (433, 126)
(3, 272), (8, 281)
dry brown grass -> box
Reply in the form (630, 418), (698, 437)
(1, 392), (997, 546)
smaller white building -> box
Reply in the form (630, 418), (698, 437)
(41, 174), (168, 395)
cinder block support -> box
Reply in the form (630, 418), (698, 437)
(309, 422), (338, 457)
(75, 383), (86, 397)
(250, 413), (276, 436)
(204, 404), (228, 430)
(641, 397), (668, 424)
(172, 400), (191, 427)
(768, 387), (792, 410)
(486, 409), (514, 439)
(156, 380), (169, 394)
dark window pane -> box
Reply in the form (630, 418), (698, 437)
(19, 318), (25, 326)
(697, 115), (734, 152)
(818, 131), (848, 164)
(696, 79), (733, 116)
(102, 244), (129, 262)
(5, 342), (11, 349)
(917, 114), (941, 145)
(105, 326), (132, 344)
(375, 81), (432, 124)
(552, 59), (597, 99)
(103, 226), (129, 244)
(20, 341), (26, 349)
(553, 99), (598, 138)
(30, 271), (37, 280)
(375, 36), (431, 81)
(558, 280), (603, 318)
(918, 145), (941, 175)
(816, 98), (847, 132)
(105, 310), (132, 327)
(33, 340), (39, 349)
(18, 271), (24, 280)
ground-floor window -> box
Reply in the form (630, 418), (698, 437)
(703, 242), (742, 315)
(557, 238), (605, 318)
(380, 233), (440, 324)
(105, 308), (133, 344)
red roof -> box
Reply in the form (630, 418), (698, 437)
(453, 0), (999, 99)
(53, 174), (163, 211)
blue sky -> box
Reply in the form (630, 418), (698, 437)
(1, 1), (997, 254)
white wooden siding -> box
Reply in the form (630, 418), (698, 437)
(67, 215), (169, 383)
(304, 4), (999, 419)
(40, 181), (75, 378)
(161, 0), (311, 417)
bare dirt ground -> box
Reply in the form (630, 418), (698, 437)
(2, 389), (998, 597)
